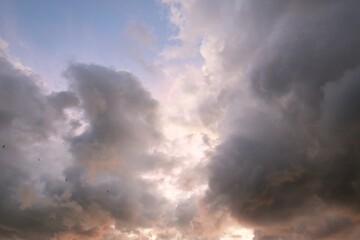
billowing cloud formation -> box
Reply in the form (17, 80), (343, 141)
(65, 64), (162, 175)
(2, 1), (360, 239)
(63, 63), (170, 232)
(0, 49), (171, 239)
(0, 50), (78, 239)
(169, 0), (360, 239)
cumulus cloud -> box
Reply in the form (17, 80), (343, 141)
(162, 0), (360, 239)
(65, 64), (163, 175)
(2, 1), (360, 239)
(0, 50), (79, 239)
(201, 1), (360, 239)
(0, 49), (173, 239)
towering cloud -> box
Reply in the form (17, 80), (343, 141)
(184, 0), (360, 239)
(161, 0), (360, 238)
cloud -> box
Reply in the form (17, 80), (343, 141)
(162, 0), (360, 239)
(0, 37), (8, 50)
(65, 63), (163, 175)
(0, 50), (173, 239)
(123, 21), (162, 77)
(208, 1), (360, 239)
(125, 21), (156, 49)
(3, 1), (360, 239)
(0, 50), (80, 239)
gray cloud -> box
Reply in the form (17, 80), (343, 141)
(185, 0), (360, 239)
(0, 53), (172, 239)
(3, 0), (360, 239)
(58, 64), (173, 237)
(0, 51), (80, 239)
(65, 63), (163, 175)
(47, 91), (79, 117)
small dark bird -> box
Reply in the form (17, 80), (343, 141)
(38, 158), (40, 163)
(2, 145), (4, 148)
(106, 189), (110, 194)
(65, 178), (68, 182)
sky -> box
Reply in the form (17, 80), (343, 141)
(0, 1), (360, 240)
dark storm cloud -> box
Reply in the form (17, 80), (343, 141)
(204, 0), (360, 239)
(320, 68), (360, 139)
